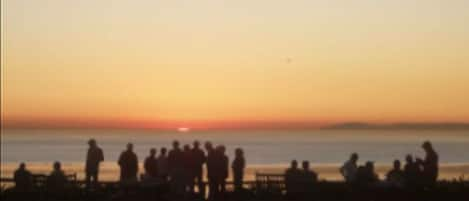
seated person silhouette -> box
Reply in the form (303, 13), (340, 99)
(386, 160), (405, 187)
(299, 161), (318, 193)
(46, 161), (68, 192)
(285, 160), (302, 195)
(14, 162), (33, 191)
(404, 154), (419, 187)
(356, 161), (379, 185)
(340, 153), (359, 183)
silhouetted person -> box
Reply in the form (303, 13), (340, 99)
(386, 160), (404, 187)
(191, 140), (206, 195)
(340, 153), (359, 183)
(14, 163), (33, 191)
(157, 147), (169, 181)
(47, 161), (68, 192)
(118, 143), (138, 183)
(85, 139), (104, 190)
(232, 148), (245, 191)
(301, 161), (318, 184)
(205, 141), (217, 200)
(168, 140), (184, 194)
(183, 144), (194, 193)
(356, 161), (378, 185)
(285, 160), (302, 195)
(404, 154), (419, 187)
(214, 145), (229, 197)
(421, 141), (438, 186)
(144, 148), (158, 179)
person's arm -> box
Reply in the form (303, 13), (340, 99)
(339, 164), (345, 176)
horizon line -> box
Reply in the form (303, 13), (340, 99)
(2, 117), (469, 131)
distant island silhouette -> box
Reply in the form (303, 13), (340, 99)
(322, 122), (469, 130)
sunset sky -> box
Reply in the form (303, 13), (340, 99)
(2, 0), (469, 130)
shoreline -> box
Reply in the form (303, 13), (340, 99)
(2, 162), (469, 182)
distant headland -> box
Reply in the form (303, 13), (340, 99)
(321, 122), (469, 130)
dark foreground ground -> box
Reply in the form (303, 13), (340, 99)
(2, 181), (469, 201)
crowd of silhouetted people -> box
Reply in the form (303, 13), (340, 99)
(338, 141), (439, 189)
(12, 139), (246, 200)
(11, 140), (439, 200)
(113, 140), (245, 199)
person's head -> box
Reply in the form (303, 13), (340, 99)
(19, 162), (26, 170)
(193, 140), (200, 149)
(350, 153), (359, 163)
(216, 145), (226, 154)
(126, 143), (133, 151)
(365, 161), (374, 171)
(160, 147), (167, 155)
(88, 139), (97, 147)
(422, 141), (433, 152)
(405, 154), (413, 163)
(53, 161), (61, 171)
(150, 148), (156, 156)
(204, 141), (213, 151)
(302, 161), (310, 170)
(184, 144), (190, 151)
(393, 160), (401, 170)
(291, 160), (298, 169)
(172, 140), (180, 149)
(235, 148), (243, 158)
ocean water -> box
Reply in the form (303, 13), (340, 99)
(1, 129), (469, 165)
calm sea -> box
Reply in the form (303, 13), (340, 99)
(1, 129), (469, 165)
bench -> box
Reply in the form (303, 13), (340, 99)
(255, 173), (286, 193)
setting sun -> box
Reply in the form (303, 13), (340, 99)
(177, 127), (190, 133)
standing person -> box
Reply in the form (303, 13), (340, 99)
(231, 148), (245, 192)
(183, 144), (194, 193)
(168, 140), (184, 194)
(14, 163), (33, 191)
(118, 143), (139, 183)
(205, 141), (216, 200)
(215, 145), (229, 196)
(191, 141), (206, 195)
(85, 139), (104, 190)
(157, 147), (169, 182)
(144, 148), (158, 180)
(340, 153), (359, 183)
(421, 141), (438, 186)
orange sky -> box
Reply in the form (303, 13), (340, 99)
(2, 0), (469, 130)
